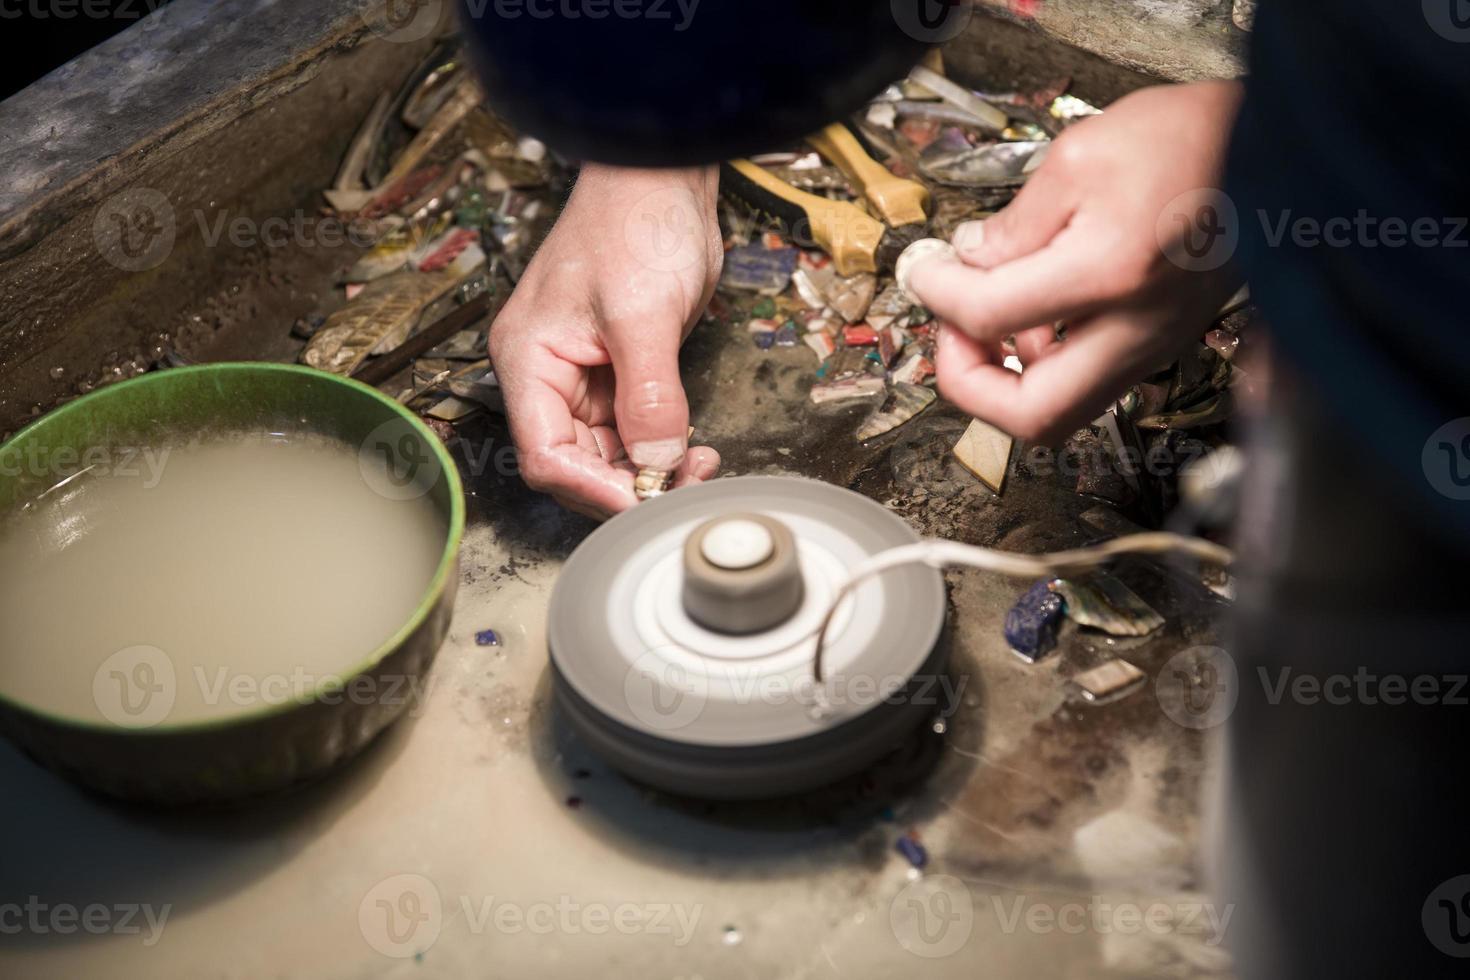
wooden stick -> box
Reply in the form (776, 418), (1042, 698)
(352, 293), (493, 388)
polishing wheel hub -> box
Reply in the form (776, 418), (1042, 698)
(549, 476), (947, 799)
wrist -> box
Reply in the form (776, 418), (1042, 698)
(574, 163), (719, 210)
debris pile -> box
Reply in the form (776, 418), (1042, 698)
(709, 62), (1103, 465)
(713, 58), (1245, 526)
(306, 43), (566, 431)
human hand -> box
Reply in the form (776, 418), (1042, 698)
(489, 164), (723, 519)
(908, 81), (1245, 444)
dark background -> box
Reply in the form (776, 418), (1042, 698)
(1, 0), (172, 100)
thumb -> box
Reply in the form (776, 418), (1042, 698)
(605, 328), (690, 470)
(950, 159), (1074, 269)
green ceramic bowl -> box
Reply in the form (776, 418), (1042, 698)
(0, 363), (464, 805)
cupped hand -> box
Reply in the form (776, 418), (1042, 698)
(489, 164), (724, 519)
(909, 81), (1246, 444)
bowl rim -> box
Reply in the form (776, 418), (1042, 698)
(0, 362), (466, 736)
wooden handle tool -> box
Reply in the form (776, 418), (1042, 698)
(807, 122), (929, 227)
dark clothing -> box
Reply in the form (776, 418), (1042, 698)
(1220, 378), (1470, 978)
(1222, 3), (1470, 976)
(1227, 0), (1470, 550)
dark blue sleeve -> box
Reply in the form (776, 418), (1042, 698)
(1225, 0), (1470, 540)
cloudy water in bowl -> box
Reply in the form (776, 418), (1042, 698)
(0, 431), (447, 727)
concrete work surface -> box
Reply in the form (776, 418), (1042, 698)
(0, 3), (1239, 977)
(0, 305), (1234, 978)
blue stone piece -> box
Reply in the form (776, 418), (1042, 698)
(896, 835), (929, 869)
(720, 244), (799, 293)
(753, 330), (777, 350)
(475, 629), (501, 647)
(1004, 579), (1064, 661)
(774, 323), (799, 347)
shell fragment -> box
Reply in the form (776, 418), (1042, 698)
(952, 418), (1014, 494)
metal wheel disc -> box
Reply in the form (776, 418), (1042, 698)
(549, 475), (946, 798)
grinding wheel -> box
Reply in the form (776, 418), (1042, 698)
(549, 475), (946, 799)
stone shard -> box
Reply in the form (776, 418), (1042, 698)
(952, 417), (1014, 494)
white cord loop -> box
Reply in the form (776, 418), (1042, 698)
(811, 533), (1234, 681)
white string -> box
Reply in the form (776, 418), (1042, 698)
(810, 533), (1234, 681)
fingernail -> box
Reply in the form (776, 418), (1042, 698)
(629, 437), (686, 469)
(951, 220), (985, 257)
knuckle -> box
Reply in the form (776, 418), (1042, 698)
(1046, 130), (1089, 172)
(935, 369), (968, 406)
(619, 380), (686, 423)
(519, 448), (562, 491)
(1009, 416), (1052, 443)
(1104, 247), (1159, 302)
